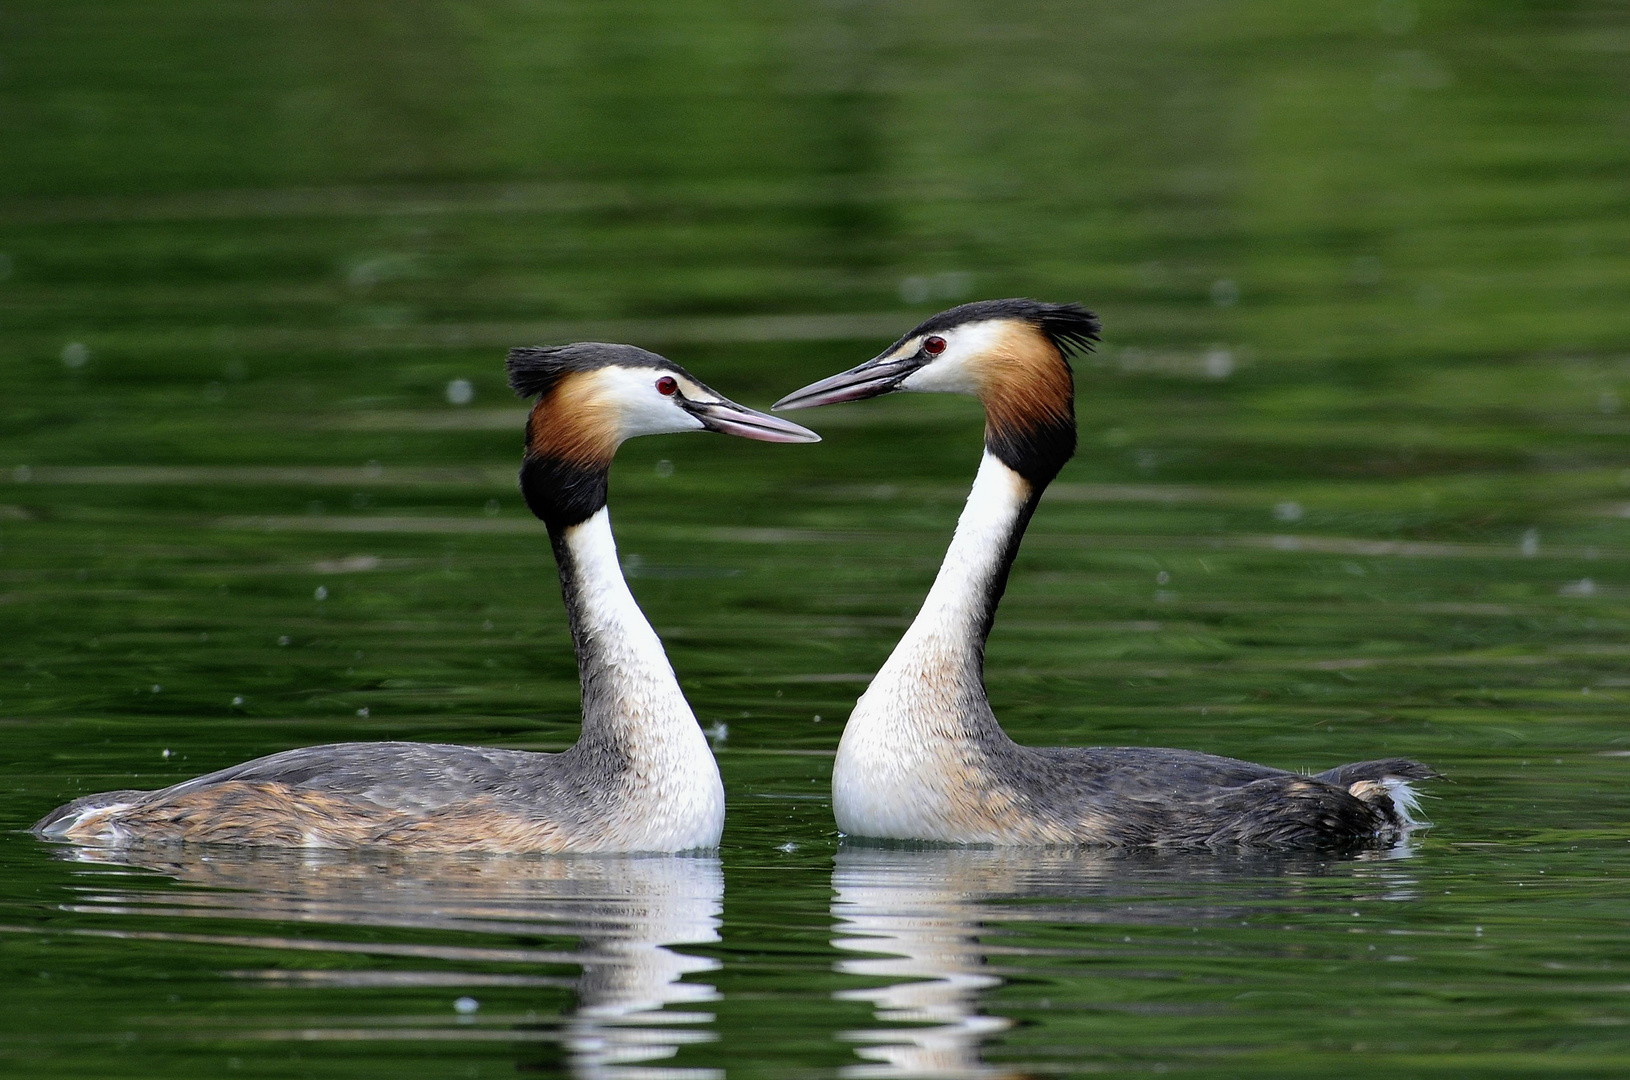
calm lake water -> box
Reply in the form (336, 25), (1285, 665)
(4, 1), (1630, 1076)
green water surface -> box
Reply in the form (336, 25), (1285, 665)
(4, 1), (1630, 1076)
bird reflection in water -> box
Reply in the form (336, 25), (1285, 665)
(831, 843), (1420, 1079)
(53, 845), (724, 1079)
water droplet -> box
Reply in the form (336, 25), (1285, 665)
(1273, 501), (1304, 523)
(231, 695), (244, 706)
(445, 378), (474, 406)
(161, 748), (171, 758)
(932, 271), (973, 299)
(314, 585), (328, 600)
(1156, 571), (1170, 585)
(151, 684), (162, 693)
(356, 707), (370, 718)
(453, 996), (480, 1014)
(60, 342), (89, 369)
(277, 636), (290, 646)
(655, 459), (675, 478)
(1520, 528), (1539, 557)
(777, 842), (799, 853)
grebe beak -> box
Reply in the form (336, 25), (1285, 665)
(683, 395), (822, 443)
(771, 349), (927, 411)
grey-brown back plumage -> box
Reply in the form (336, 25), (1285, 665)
(34, 742), (626, 849)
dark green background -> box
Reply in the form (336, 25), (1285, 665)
(3, 1), (1630, 1076)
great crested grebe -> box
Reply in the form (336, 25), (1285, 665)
(775, 299), (1434, 848)
(36, 343), (819, 853)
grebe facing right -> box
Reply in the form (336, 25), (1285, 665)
(36, 344), (820, 854)
(775, 300), (1434, 849)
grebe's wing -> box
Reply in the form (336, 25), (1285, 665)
(157, 741), (554, 812)
(37, 742), (587, 850)
(1025, 745), (1291, 796)
(1021, 746), (1423, 847)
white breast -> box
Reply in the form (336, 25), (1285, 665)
(563, 510), (725, 851)
(832, 453), (1033, 842)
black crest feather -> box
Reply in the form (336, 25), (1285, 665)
(1033, 302), (1101, 358)
(506, 342), (671, 399)
(905, 298), (1100, 362)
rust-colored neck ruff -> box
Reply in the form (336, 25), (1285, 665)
(978, 322), (1076, 486)
(526, 373), (619, 470)
(520, 373), (620, 533)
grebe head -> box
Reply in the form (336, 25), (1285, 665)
(773, 299), (1099, 486)
(509, 342), (819, 529)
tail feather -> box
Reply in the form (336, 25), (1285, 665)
(1316, 758), (1437, 830)
(1380, 775), (1426, 827)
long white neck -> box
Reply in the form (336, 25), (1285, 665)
(558, 508), (702, 753)
(849, 452), (1035, 742)
(554, 508), (724, 847)
(912, 451), (1033, 657)
(832, 451), (1037, 840)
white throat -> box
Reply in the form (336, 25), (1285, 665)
(559, 508), (724, 849)
(832, 451), (1034, 840)
(903, 450), (1031, 645)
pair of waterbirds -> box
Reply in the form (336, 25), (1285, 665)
(37, 299), (1433, 853)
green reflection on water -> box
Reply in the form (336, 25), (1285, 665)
(3, 0), (1630, 1076)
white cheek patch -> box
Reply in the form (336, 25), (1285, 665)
(593, 366), (706, 441)
(897, 320), (1009, 396)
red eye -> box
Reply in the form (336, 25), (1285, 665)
(656, 376), (678, 396)
(923, 335), (947, 356)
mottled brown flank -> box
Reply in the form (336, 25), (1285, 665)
(62, 782), (577, 854)
(977, 321), (1074, 444)
(1348, 779), (1387, 805)
(937, 741), (1073, 844)
(527, 371), (619, 468)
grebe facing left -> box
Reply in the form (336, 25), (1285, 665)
(36, 344), (819, 854)
(775, 300), (1435, 849)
